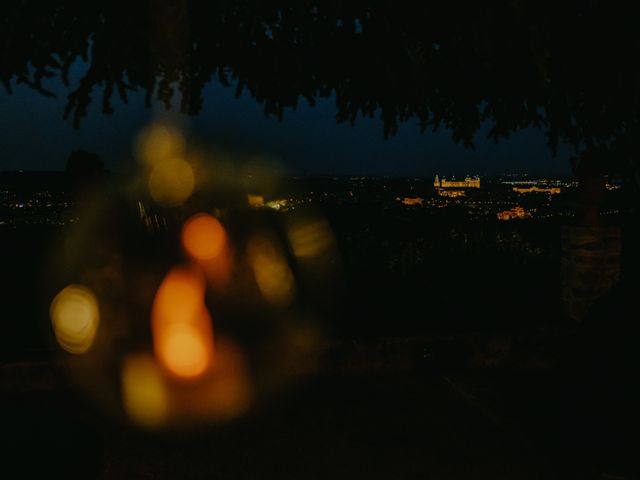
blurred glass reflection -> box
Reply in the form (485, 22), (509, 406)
(46, 122), (340, 430)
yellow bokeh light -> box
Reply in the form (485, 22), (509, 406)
(148, 157), (195, 207)
(121, 354), (168, 427)
(136, 123), (185, 166)
(182, 214), (226, 261)
(247, 233), (296, 306)
(286, 219), (333, 258)
(50, 284), (100, 354)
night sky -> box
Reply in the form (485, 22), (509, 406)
(1, 69), (573, 177)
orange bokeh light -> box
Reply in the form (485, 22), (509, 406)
(158, 321), (211, 378)
(169, 336), (252, 421)
(182, 214), (226, 261)
(152, 267), (205, 325)
(152, 266), (215, 380)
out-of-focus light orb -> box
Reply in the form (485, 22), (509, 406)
(182, 214), (226, 261)
(152, 267), (215, 380)
(121, 354), (168, 427)
(152, 267), (205, 325)
(136, 123), (185, 166)
(50, 284), (100, 354)
(157, 322), (212, 379)
(148, 157), (195, 207)
(247, 233), (296, 306)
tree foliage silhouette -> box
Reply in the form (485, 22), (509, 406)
(2, 0), (640, 167)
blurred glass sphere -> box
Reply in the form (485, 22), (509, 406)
(46, 123), (341, 429)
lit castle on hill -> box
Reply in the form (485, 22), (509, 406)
(434, 175), (481, 189)
(433, 175), (480, 197)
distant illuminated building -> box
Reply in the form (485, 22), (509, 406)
(512, 186), (560, 195)
(437, 189), (465, 198)
(247, 194), (265, 207)
(246, 195), (288, 211)
(265, 199), (288, 210)
(497, 206), (529, 221)
(401, 197), (424, 206)
(434, 175), (480, 189)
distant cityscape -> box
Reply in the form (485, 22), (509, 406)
(238, 174), (622, 223)
(0, 188), (74, 226)
(0, 171), (624, 227)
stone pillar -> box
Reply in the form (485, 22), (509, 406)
(561, 150), (622, 321)
(561, 226), (621, 320)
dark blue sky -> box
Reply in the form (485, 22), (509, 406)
(0, 73), (573, 177)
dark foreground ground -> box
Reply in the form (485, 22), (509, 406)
(2, 348), (637, 480)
